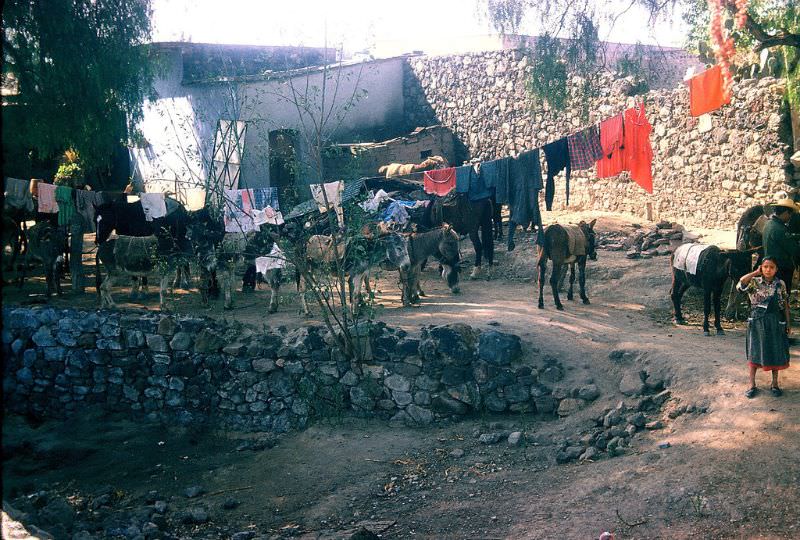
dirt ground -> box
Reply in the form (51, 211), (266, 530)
(3, 210), (800, 539)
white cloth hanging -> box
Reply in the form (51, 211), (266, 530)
(253, 205), (284, 226)
(255, 243), (287, 273)
(140, 192), (167, 221)
(311, 181), (344, 227)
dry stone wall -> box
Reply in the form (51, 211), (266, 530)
(2, 307), (586, 432)
(404, 51), (793, 229)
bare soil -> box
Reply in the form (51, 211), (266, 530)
(3, 210), (799, 539)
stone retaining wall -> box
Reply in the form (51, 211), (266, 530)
(403, 51), (794, 229)
(2, 307), (586, 432)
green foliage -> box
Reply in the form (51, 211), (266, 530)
(53, 162), (83, 187)
(526, 15), (602, 118)
(2, 0), (154, 172)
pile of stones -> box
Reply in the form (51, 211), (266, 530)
(596, 221), (696, 259)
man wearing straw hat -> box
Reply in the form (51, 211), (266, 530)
(762, 198), (800, 294)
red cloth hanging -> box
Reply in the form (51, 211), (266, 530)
(688, 65), (731, 117)
(423, 167), (456, 196)
(623, 104), (654, 194)
(596, 114), (625, 178)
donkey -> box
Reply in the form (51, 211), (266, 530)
(96, 235), (182, 310)
(400, 225), (461, 306)
(671, 243), (752, 336)
(94, 196), (192, 294)
(419, 192), (494, 280)
(296, 231), (411, 316)
(537, 220), (597, 310)
(19, 221), (67, 297)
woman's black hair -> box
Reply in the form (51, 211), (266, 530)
(761, 256), (779, 265)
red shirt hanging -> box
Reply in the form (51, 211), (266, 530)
(423, 167), (456, 196)
(596, 114), (625, 178)
(623, 103), (654, 194)
(688, 65), (731, 117)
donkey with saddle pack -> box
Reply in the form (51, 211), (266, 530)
(536, 220), (597, 310)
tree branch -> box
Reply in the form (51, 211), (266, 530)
(722, 1), (800, 51)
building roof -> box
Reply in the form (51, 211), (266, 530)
(151, 42), (337, 84)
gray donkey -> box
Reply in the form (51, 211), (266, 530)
(400, 225), (461, 306)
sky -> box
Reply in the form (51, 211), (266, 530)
(151, 0), (691, 56)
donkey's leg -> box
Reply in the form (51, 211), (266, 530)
(713, 282), (725, 335)
(578, 259), (590, 304)
(724, 282), (743, 320)
(159, 271), (174, 311)
(671, 281), (689, 324)
(469, 229), (483, 280)
(567, 263), (576, 301)
(702, 285), (712, 336)
(480, 209), (494, 267)
(550, 263), (564, 310)
(267, 270), (280, 313)
(299, 276), (312, 317)
(130, 274), (141, 301)
(100, 275), (116, 308)
(537, 253), (547, 309)
(220, 267), (234, 310)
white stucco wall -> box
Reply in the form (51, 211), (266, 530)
(132, 48), (405, 201)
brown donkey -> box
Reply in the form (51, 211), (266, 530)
(536, 220), (597, 310)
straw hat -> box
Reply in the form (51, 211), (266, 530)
(772, 198), (800, 212)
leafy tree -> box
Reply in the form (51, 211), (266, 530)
(480, 0), (799, 110)
(2, 0), (154, 179)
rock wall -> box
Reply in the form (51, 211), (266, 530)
(403, 51), (794, 229)
(2, 307), (588, 432)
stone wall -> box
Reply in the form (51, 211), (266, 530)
(2, 307), (586, 432)
(403, 51), (794, 229)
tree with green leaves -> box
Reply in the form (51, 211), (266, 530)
(480, 0), (798, 111)
(2, 0), (155, 182)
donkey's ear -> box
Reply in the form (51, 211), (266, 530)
(588, 219), (597, 229)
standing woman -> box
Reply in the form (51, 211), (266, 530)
(737, 257), (791, 398)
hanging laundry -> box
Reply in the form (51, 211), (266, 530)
(140, 192), (167, 222)
(688, 65), (731, 117)
(463, 162), (489, 202)
(381, 200), (411, 227)
(542, 138), (572, 210)
(183, 188), (207, 211)
(224, 188), (257, 233)
(454, 165), (472, 194)
(359, 189), (391, 212)
(423, 167), (456, 196)
(30, 179), (42, 198)
(37, 183), (59, 214)
(256, 244), (287, 273)
(252, 187), (280, 212)
(596, 114), (625, 179)
(567, 126), (603, 171)
(74, 190), (109, 232)
(253, 206), (284, 226)
(623, 103), (654, 194)
(474, 159), (506, 201)
(54, 186), (76, 226)
(4, 177), (34, 212)
(502, 150), (541, 230)
(311, 181), (344, 227)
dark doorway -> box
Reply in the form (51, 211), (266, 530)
(269, 129), (299, 210)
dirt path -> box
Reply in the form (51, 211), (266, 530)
(3, 211), (799, 539)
